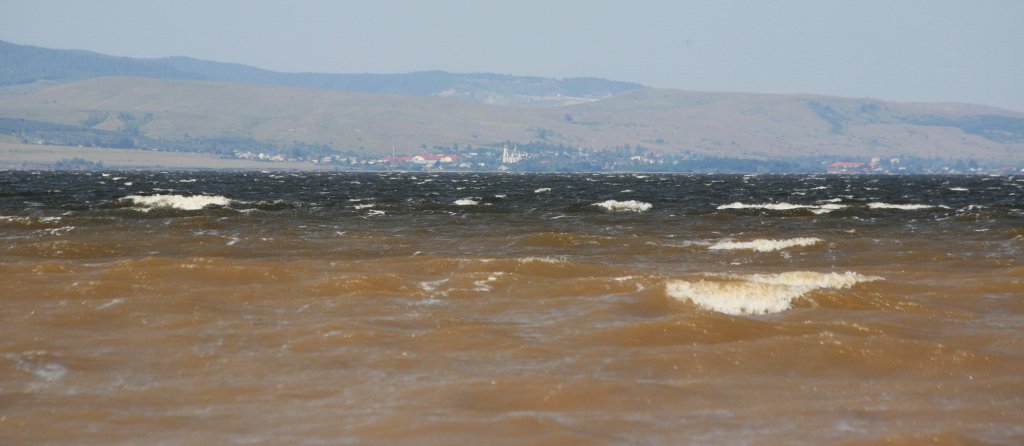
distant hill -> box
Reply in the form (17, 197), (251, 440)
(0, 40), (644, 106)
(1, 76), (1021, 161)
(0, 40), (203, 85)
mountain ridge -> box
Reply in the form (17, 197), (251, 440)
(0, 39), (644, 107)
(1, 39), (1022, 163)
(2, 76), (1021, 161)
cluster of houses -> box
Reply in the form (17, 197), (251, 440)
(827, 157), (902, 174)
(234, 144), (530, 170)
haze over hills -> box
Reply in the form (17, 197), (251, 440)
(1, 39), (1023, 167)
(0, 40), (643, 107)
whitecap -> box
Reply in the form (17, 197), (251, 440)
(948, 187), (969, 192)
(454, 198), (479, 206)
(718, 202), (808, 211)
(352, 203), (375, 210)
(666, 271), (882, 315)
(709, 237), (823, 252)
(811, 204), (847, 214)
(718, 202), (845, 214)
(122, 194), (233, 211)
(867, 202), (943, 210)
(534, 188), (552, 193)
(594, 200), (652, 212)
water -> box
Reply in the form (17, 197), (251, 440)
(2, 171), (1023, 444)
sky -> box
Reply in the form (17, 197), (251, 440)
(3, 0), (1023, 111)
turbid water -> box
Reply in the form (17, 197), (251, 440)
(2, 171), (1022, 445)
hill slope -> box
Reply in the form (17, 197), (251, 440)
(0, 40), (643, 107)
(1, 76), (1021, 161)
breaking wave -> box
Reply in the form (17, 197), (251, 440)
(867, 202), (943, 210)
(122, 194), (233, 211)
(454, 198), (480, 206)
(666, 271), (882, 315)
(593, 200), (652, 213)
(717, 202), (845, 214)
(709, 237), (823, 252)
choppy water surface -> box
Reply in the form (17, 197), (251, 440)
(2, 171), (1023, 445)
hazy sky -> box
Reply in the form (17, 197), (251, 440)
(3, 0), (1023, 111)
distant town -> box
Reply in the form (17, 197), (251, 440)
(229, 142), (1024, 175)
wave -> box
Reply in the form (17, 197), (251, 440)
(534, 188), (552, 193)
(0, 215), (63, 228)
(717, 202), (845, 214)
(593, 200), (652, 213)
(867, 202), (944, 210)
(709, 237), (823, 252)
(666, 271), (882, 315)
(122, 194), (233, 211)
(453, 198), (479, 206)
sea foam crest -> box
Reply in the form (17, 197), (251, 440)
(867, 202), (943, 210)
(666, 271), (881, 315)
(709, 237), (823, 252)
(123, 194), (233, 211)
(594, 200), (652, 212)
(453, 198), (479, 206)
(718, 202), (845, 214)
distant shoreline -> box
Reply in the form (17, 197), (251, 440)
(3, 142), (1022, 175)
(0, 142), (332, 171)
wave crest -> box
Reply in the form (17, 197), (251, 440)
(122, 194), (233, 211)
(867, 202), (941, 210)
(709, 237), (823, 252)
(594, 200), (652, 212)
(666, 271), (882, 315)
(717, 202), (846, 214)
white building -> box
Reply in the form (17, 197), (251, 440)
(501, 144), (527, 164)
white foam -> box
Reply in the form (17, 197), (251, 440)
(594, 200), (652, 212)
(949, 187), (969, 192)
(709, 237), (823, 252)
(867, 202), (942, 210)
(352, 203), (375, 210)
(718, 202), (845, 214)
(518, 256), (565, 264)
(96, 298), (125, 310)
(122, 194), (233, 211)
(454, 198), (479, 206)
(666, 271), (882, 315)
(811, 204), (847, 214)
(5, 353), (68, 381)
(718, 202), (807, 211)
(534, 188), (552, 193)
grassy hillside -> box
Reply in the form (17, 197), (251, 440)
(0, 40), (643, 107)
(1, 76), (1022, 161)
